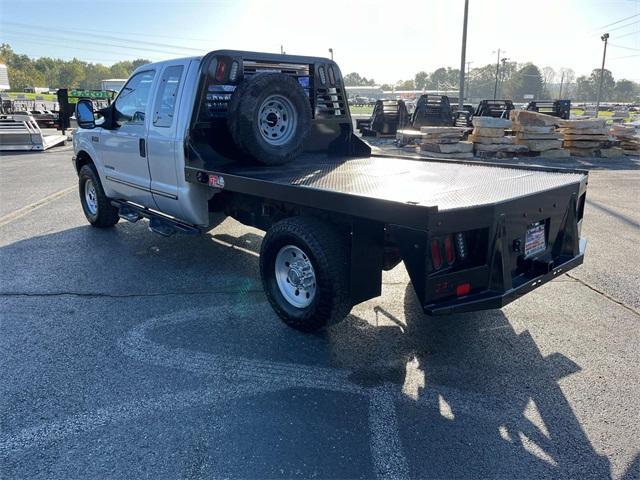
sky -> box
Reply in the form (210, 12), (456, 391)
(0, 0), (639, 83)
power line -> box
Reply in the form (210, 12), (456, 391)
(0, 21), (213, 44)
(610, 53), (640, 59)
(3, 22), (204, 53)
(597, 13), (640, 29)
(614, 30), (640, 39)
(609, 43), (640, 51)
(1, 29), (204, 57)
(605, 19), (640, 33)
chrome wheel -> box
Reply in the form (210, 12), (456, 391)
(84, 178), (98, 215)
(274, 245), (316, 308)
(258, 94), (297, 146)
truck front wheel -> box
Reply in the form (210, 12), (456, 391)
(78, 165), (119, 228)
(260, 217), (352, 332)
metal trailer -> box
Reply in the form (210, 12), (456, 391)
(526, 100), (571, 120)
(0, 114), (66, 151)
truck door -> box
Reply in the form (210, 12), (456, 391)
(146, 62), (187, 217)
(100, 69), (155, 206)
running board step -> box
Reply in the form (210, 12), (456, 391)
(118, 206), (142, 223)
(110, 200), (201, 236)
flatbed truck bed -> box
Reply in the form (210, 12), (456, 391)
(186, 152), (587, 316)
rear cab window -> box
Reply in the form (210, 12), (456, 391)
(153, 65), (185, 128)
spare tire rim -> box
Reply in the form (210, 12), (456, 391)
(274, 245), (316, 308)
(258, 94), (297, 146)
(84, 178), (98, 215)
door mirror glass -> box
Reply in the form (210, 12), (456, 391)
(76, 99), (96, 129)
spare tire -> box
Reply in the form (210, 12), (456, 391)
(228, 72), (311, 165)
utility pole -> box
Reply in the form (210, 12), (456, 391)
(328, 48), (333, 60)
(558, 70), (565, 99)
(465, 60), (473, 101)
(493, 49), (502, 100)
(498, 57), (509, 99)
(595, 33), (609, 118)
(457, 0), (469, 110)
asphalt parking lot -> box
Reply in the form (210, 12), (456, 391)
(1, 145), (639, 479)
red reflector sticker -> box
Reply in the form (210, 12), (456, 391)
(456, 283), (471, 297)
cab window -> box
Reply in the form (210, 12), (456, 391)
(153, 65), (184, 128)
(114, 70), (155, 126)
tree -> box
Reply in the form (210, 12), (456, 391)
(395, 79), (415, 90)
(414, 71), (429, 90)
(589, 68), (615, 101)
(575, 75), (594, 101)
(506, 63), (544, 100)
(380, 83), (392, 91)
(343, 72), (375, 86)
(613, 79), (637, 102)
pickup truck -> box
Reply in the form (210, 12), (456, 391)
(73, 50), (588, 332)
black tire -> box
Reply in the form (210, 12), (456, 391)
(228, 72), (311, 165)
(260, 217), (352, 332)
(78, 164), (119, 228)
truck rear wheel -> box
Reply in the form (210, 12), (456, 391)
(78, 164), (119, 228)
(260, 217), (352, 332)
(228, 73), (311, 165)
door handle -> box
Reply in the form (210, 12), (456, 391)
(139, 138), (146, 158)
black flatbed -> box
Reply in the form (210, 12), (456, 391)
(185, 153), (586, 228)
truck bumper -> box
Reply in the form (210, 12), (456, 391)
(424, 238), (586, 316)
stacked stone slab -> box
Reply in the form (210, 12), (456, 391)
(610, 125), (640, 156)
(558, 118), (622, 157)
(469, 116), (528, 158)
(510, 110), (568, 158)
(417, 126), (473, 159)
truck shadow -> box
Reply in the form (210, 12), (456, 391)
(0, 222), (613, 478)
(330, 286), (612, 478)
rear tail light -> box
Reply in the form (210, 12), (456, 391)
(328, 66), (336, 85)
(455, 232), (467, 260)
(215, 61), (227, 82)
(318, 66), (327, 85)
(228, 61), (239, 82)
(431, 239), (442, 270)
(444, 235), (456, 265)
(456, 283), (471, 297)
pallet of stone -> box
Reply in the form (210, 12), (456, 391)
(509, 110), (564, 156)
(395, 129), (423, 146)
(416, 148), (474, 159)
(609, 125), (640, 155)
(566, 147), (624, 158)
(473, 143), (528, 154)
(420, 140), (473, 154)
(420, 126), (465, 143)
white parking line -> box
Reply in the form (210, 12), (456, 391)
(0, 185), (76, 227)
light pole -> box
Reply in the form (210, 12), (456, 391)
(498, 57), (509, 98)
(457, 0), (469, 110)
(558, 70), (565, 99)
(328, 48), (333, 60)
(595, 33), (609, 118)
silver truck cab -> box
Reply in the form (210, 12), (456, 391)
(73, 56), (212, 226)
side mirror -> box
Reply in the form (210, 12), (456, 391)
(76, 99), (96, 129)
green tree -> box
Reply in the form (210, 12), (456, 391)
(613, 79), (637, 102)
(414, 71), (429, 90)
(589, 68), (615, 101)
(506, 63), (544, 100)
(380, 83), (392, 91)
(395, 79), (415, 90)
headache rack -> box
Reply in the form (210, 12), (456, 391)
(197, 51), (347, 122)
